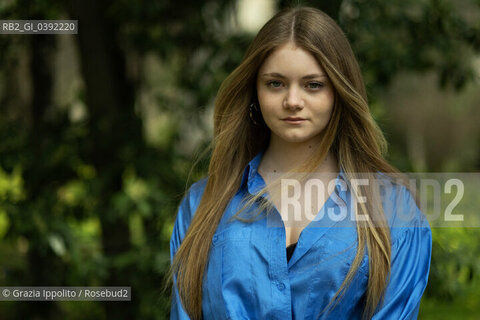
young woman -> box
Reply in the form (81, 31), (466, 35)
(168, 6), (432, 320)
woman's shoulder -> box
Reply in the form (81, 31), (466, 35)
(171, 177), (208, 246)
(178, 176), (208, 220)
(377, 177), (431, 243)
(188, 176), (208, 198)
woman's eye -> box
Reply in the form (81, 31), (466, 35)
(307, 82), (324, 89)
(267, 80), (282, 88)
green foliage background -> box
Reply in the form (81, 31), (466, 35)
(0, 0), (479, 319)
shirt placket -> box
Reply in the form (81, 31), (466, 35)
(267, 209), (293, 319)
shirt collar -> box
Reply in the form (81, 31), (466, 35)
(333, 166), (348, 203)
(239, 150), (265, 195)
(239, 151), (349, 203)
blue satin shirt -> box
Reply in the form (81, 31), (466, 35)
(170, 151), (432, 319)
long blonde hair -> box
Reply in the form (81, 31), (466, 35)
(168, 6), (408, 319)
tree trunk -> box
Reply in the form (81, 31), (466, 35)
(66, 0), (142, 318)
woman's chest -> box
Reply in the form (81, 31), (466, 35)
(264, 175), (339, 247)
(202, 221), (368, 320)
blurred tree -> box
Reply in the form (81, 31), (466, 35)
(1, 0), (239, 319)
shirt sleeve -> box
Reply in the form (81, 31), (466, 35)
(169, 179), (206, 320)
(372, 187), (432, 320)
(170, 211), (191, 319)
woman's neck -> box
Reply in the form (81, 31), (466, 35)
(259, 137), (338, 174)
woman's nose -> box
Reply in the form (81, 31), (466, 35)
(283, 86), (304, 110)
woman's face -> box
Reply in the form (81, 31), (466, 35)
(256, 42), (335, 146)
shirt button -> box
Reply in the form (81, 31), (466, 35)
(277, 282), (285, 291)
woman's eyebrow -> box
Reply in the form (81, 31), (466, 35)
(261, 72), (328, 79)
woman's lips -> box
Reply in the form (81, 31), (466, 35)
(282, 117), (306, 124)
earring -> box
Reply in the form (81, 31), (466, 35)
(249, 103), (259, 125)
